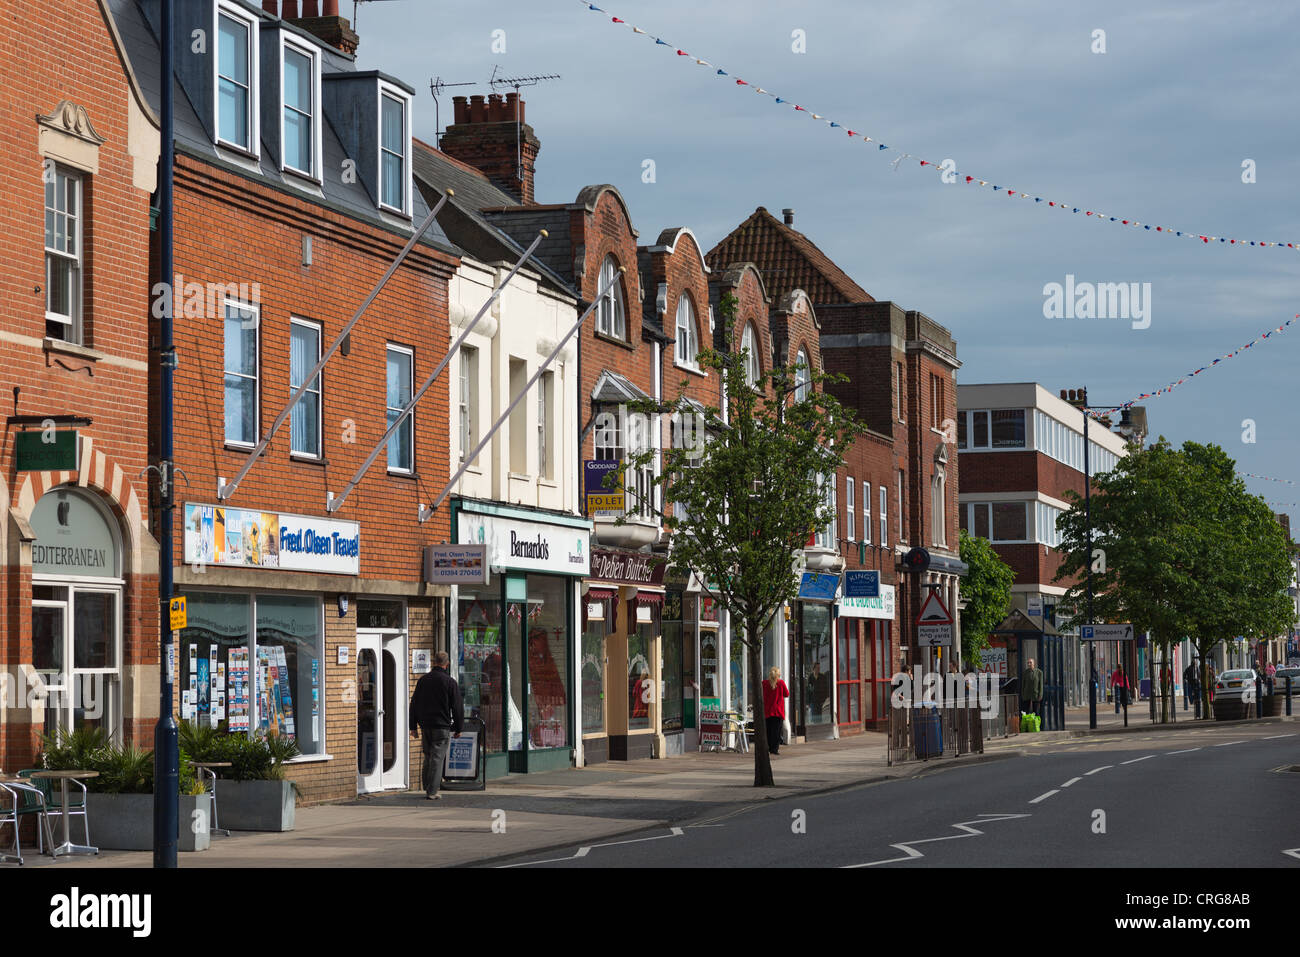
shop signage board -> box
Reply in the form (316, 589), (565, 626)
(1027, 594), (1043, 617)
(458, 511), (591, 576)
(16, 430), (79, 471)
(837, 584), (896, 620)
(31, 489), (119, 578)
(584, 459), (624, 514)
(798, 572), (840, 602)
(699, 697), (723, 751)
(590, 547), (666, 586)
(844, 570), (880, 598)
(1081, 623), (1134, 641)
(423, 544), (488, 584)
(183, 503), (360, 575)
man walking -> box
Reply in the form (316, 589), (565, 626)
(1021, 657), (1044, 720)
(409, 651), (464, 800)
(1184, 659), (1201, 717)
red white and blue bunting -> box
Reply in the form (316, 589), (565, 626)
(575, 2), (1300, 251)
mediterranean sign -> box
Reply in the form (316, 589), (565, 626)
(16, 430), (79, 472)
(837, 583), (896, 620)
(1081, 623), (1134, 641)
(423, 544), (488, 584)
(457, 511), (591, 576)
(844, 569), (880, 598)
(584, 459), (624, 514)
(31, 488), (119, 578)
(916, 589), (954, 647)
(590, 547), (666, 586)
(183, 503), (361, 575)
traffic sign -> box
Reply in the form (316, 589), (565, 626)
(916, 590), (953, 626)
(169, 596), (187, 631)
(918, 623), (953, 647)
(1081, 623), (1133, 641)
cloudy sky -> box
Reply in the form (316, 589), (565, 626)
(356, 0), (1300, 509)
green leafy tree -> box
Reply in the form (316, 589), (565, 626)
(619, 292), (862, 786)
(958, 528), (1015, 664)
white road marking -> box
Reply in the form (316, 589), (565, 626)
(1060, 777), (1082, 788)
(1121, 755), (1156, 765)
(1264, 733), (1296, 740)
(844, 813), (1031, 868)
(1213, 740), (1246, 747)
(1029, 790), (1060, 804)
(1167, 748), (1201, 754)
(1284, 848), (1300, 862)
(1085, 766), (1112, 775)
(499, 826), (685, 867)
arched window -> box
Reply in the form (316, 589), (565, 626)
(740, 322), (760, 386)
(675, 295), (699, 367)
(931, 470), (946, 546)
(794, 347), (810, 402)
(596, 255), (626, 340)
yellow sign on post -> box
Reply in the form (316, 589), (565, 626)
(169, 596), (187, 631)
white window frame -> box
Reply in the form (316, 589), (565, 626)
(377, 82), (412, 216)
(289, 317), (322, 458)
(795, 348), (811, 402)
(214, 1), (259, 156)
(962, 501), (1032, 544)
(845, 477), (855, 541)
(32, 580), (126, 742)
(223, 298), (260, 448)
(279, 34), (322, 181)
(880, 484), (888, 546)
(596, 256), (626, 340)
(862, 481), (872, 545)
(538, 370), (553, 481)
(386, 344), (414, 474)
(961, 408), (1026, 451)
(741, 323), (760, 387)
(458, 346), (477, 466)
(44, 165), (83, 343)
(674, 294), (700, 370)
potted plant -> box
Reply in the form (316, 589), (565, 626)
(181, 722), (300, 832)
(36, 728), (212, 852)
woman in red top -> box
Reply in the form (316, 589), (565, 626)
(762, 666), (790, 756)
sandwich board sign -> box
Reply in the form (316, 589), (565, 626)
(916, 590), (953, 647)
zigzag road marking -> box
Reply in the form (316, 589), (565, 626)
(499, 827), (685, 868)
(844, 814), (1031, 868)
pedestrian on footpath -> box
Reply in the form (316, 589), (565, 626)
(1021, 658), (1044, 719)
(763, 666), (790, 756)
(1183, 660), (1197, 711)
(409, 651), (464, 800)
(1110, 666), (1128, 713)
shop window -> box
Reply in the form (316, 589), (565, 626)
(525, 574), (570, 749)
(458, 585), (504, 753)
(801, 604), (833, 726)
(581, 594), (610, 736)
(872, 621), (891, 721)
(700, 627), (720, 700)
(662, 595), (684, 734)
(629, 600), (659, 730)
(836, 619), (860, 725)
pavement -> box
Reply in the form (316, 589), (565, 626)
(15, 710), (1295, 868)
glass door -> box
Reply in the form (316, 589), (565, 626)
(356, 634), (382, 794)
(380, 633), (407, 790)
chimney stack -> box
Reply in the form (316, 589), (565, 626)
(276, 0), (359, 55)
(439, 93), (542, 205)
(783, 208), (795, 226)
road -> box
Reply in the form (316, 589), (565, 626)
(489, 724), (1300, 868)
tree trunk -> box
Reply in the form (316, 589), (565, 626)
(747, 618), (774, 787)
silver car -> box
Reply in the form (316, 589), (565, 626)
(1214, 669), (1258, 701)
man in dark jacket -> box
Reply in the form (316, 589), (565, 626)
(409, 651), (464, 800)
(1021, 658), (1044, 719)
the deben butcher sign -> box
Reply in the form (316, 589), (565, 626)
(916, 589), (954, 647)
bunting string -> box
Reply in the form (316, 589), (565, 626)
(1240, 473), (1296, 486)
(575, 2), (1300, 251)
(1085, 316), (1296, 417)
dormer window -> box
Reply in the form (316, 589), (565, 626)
(378, 85), (411, 214)
(281, 38), (321, 179)
(596, 255), (626, 340)
(216, 3), (258, 154)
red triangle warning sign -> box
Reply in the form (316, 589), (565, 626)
(915, 590), (953, 626)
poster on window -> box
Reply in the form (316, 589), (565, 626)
(228, 649), (250, 732)
(275, 646), (296, 738)
(181, 690), (194, 721)
(196, 656), (210, 719)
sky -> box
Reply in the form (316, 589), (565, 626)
(355, 0), (1300, 514)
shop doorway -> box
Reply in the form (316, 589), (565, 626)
(356, 632), (407, 794)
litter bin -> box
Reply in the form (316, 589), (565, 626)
(913, 707), (942, 760)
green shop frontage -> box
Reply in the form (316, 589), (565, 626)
(451, 498), (592, 778)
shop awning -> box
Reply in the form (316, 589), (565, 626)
(584, 588), (617, 601)
(634, 590), (665, 604)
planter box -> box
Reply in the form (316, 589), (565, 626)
(214, 779), (295, 832)
(1212, 698), (1251, 721)
(84, 793), (212, 852)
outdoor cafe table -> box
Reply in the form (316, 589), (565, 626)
(28, 770), (98, 857)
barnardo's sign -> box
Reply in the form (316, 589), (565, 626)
(458, 512), (590, 576)
(184, 504), (360, 575)
(837, 583), (896, 620)
(590, 547), (666, 586)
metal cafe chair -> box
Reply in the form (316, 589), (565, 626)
(0, 779), (56, 865)
(19, 769), (90, 848)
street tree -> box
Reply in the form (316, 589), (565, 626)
(615, 292), (862, 786)
(958, 528), (1015, 666)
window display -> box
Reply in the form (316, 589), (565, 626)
(700, 628), (719, 700)
(802, 604), (833, 726)
(628, 606), (657, 730)
(581, 596), (609, 735)
(526, 574), (570, 749)
(662, 592), (683, 734)
(458, 585), (503, 753)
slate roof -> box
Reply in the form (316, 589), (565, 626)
(591, 370), (650, 403)
(107, 0), (456, 257)
(705, 206), (873, 307)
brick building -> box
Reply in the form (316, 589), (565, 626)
(0, 0), (162, 771)
(114, 0), (462, 802)
(709, 207), (966, 736)
(956, 382), (1131, 718)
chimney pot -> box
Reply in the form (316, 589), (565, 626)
(469, 95), (488, 123)
(452, 95), (470, 124)
(782, 208), (795, 226)
(282, 0), (298, 17)
(505, 91), (523, 123)
(301, 0), (319, 16)
(324, 0), (339, 13)
(1059, 390), (1068, 400)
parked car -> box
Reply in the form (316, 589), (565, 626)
(1275, 666), (1300, 692)
(1213, 669), (1258, 701)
